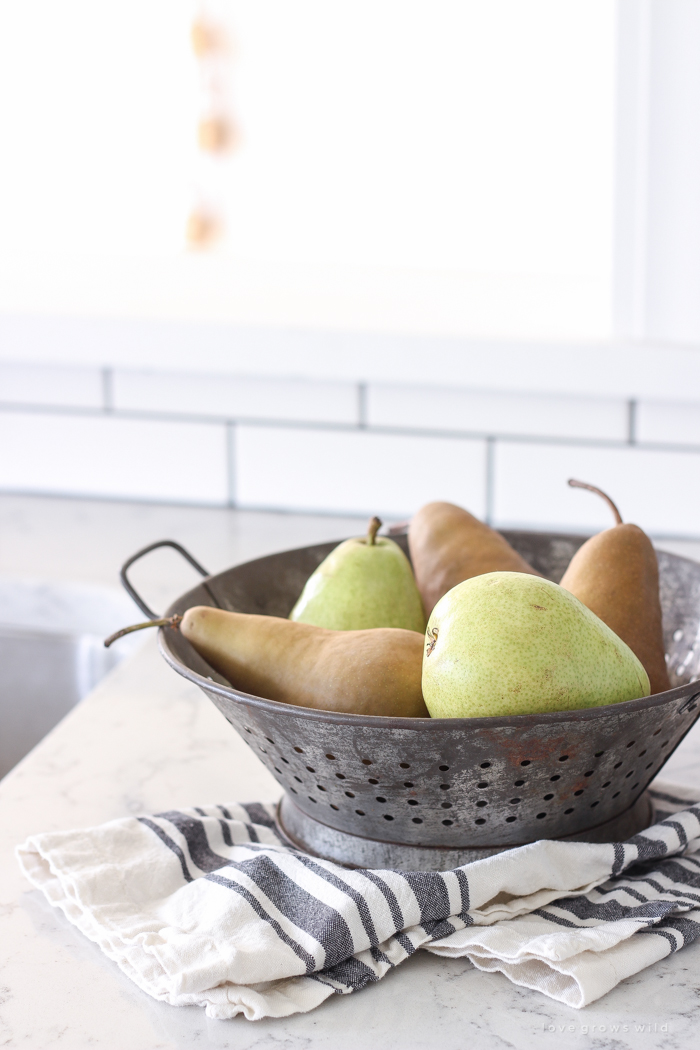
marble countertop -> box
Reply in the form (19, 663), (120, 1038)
(2, 641), (700, 1050)
(2, 495), (700, 1049)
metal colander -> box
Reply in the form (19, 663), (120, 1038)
(122, 532), (700, 871)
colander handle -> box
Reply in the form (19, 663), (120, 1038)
(119, 540), (217, 619)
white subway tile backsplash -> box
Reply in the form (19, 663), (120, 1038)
(234, 425), (487, 519)
(368, 383), (628, 441)
(113, 369), (358, 425)
(493, 441), (700, 536)
(0, 413), (228, 504)
(0, 362), (102, 408)
(636, 400), (700, 446)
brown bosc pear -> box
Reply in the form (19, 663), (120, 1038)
(559, 479), (670, 696)
(180, 606), (429, 717)
(408, 501), (542, 618)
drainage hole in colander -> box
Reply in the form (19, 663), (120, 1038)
(318, 785), (326, 792)
(368, 778), (379, 785)
(612, 791), (620, 798)
(265, 737), (275, 744)
(590, 801), (599, 808)
(244, 727), (252, 733)
(404, 781), (414, 788)
(543, 793), (554, 800)
(476, 800), (487, 807)
(626, 740), (635, 748)
(442, 820), (453, 826)
(294, 747), (304, 753)
(645, 762), (653, 769)
(356, 810), (365, 816)
(440, 784), (451, 790)
(400, 762), (411, 769)
(574, 789), (583, 796)
(480, 780), (491, 788)
(407, 799), (419, 806)
(594, 750), (605, 757)
(412, 817), (423, 824)
(550, 774), (561, 781)
(480, 761), (491, 768)
(345, 791), (355, 798)
(506, 816), (517, 823)
(384, 814), (394, 821)
(335, 773), (346, 779)
(559, 755), (569, 762)
(510, 797), (521, 804)
(308, 796), (317, 803)
(475, 818), (486, 825)
(289, 787), (297, 794)
(639, 749), (647, 757)
(520, 760), (531, 766)
(362, 759), (373, 765)
(625, 770), (634, 778)
(281, 757), (289, 764)
(513, 779), (524, 787)
(653, 728), (662, 736)
(330, 804), (339, 811)
(325, 753), (336, 760)
(613, 762), (622, 769)
(441, 802), (453, 809)
(536, 812), (547, 819)
(602, 781), (611, 788)
(306, 766), (315, 772)
(661, 740), (669, 748)
(259, 747), (267, 753)
(376, 796), (387, 803)
(274, 767), (282, 775)
(584, 770), (594, 777)
(439, 764), (450, 771)
(294, 776), (302, 783)
(564, 807), (574, 814)
(631, 782), (640, 790)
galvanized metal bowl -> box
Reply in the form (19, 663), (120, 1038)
(141, 531), (700, 871)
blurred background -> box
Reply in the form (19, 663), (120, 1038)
(2, 0), (700, 773)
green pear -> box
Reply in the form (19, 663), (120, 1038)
(422, 571), (649, 718)
(290, 516), (426, 633)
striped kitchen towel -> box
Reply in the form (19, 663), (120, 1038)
(16, 781), (700, 1020)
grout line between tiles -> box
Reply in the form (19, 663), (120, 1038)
(628, 399), (637, 444)
(102, 368), (114, 413)
(484, 437), (495, 525)
(226, 421), (237, 508)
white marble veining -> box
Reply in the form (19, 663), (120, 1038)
(2, 496), (700, 1048)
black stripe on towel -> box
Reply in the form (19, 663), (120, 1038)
(550, 895), (694, 924)
(314, 953), (381, 991)
(156, 812), (231, 873)
(455, 869), (471, 917)
(292, 856), (381, 949)
(400, 872), (451, 924)
(138, 817), (193, 883)
(638, 914), (700, 950)
(218, 805), (260, 844)
(227, 854), (356, 967)
(612, 843), (626, 877)
(207, 871), (317, 973)
(360, 872), (405, 930)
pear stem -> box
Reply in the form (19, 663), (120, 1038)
(366, 516), (382, 545)
(104, 614), (183, 649)
(568, 479), (623, 525)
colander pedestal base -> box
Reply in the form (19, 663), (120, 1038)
(277, 791), (654, 871)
